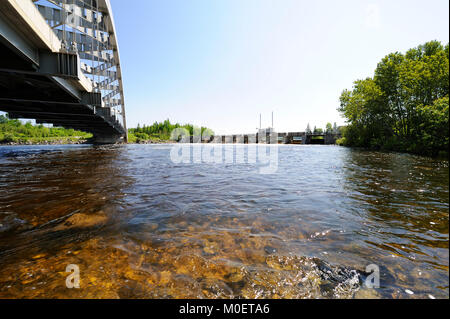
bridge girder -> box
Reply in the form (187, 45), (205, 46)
(0, 0), (127, 143)
(33, 0), (127, 134)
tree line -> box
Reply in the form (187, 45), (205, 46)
(129, 119), (214, 143)
(305, 122), (340, 135)
(338, 41), (449, 157)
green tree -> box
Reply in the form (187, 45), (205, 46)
(338, 41), (449, 157)
(306, 123), (311, 133)
(313, 126), (323, 134)
(416, 96), (449, 156)
(0, 115), (8, 124)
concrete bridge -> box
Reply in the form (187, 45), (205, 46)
(0, 0), (127, 143)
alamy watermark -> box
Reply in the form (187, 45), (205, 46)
(365, 264), (380, 289)
(169, 128), (279, 174)
(66, 264), (80, 289)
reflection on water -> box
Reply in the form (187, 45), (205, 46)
(0, 145), (448, 299)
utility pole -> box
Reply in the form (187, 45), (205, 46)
(272, 112), (274, 129)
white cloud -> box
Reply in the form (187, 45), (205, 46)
(365, 3), (381, 29)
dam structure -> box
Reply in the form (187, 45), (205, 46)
(206, 131), (341, 145)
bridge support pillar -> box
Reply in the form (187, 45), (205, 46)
(92, 134), (124, 145)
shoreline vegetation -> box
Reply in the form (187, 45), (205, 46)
(128, 119), (214, 144)
(0, 116), (213, 146)
(1, 112), (448, 160)
(0, 115), (92, 146)
(337, 41), (449, 158)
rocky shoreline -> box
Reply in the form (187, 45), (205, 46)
(133, 139), (175, 144)
(0, 138), (89, 146)
(0, 139), (177, 146)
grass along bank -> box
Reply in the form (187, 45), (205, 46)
(0, 115), (92, 145)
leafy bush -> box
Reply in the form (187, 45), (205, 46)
(0, 132), (17, 143)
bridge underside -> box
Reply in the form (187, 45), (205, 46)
(0, 0), (127, 144)
(0, 42), (124, 143)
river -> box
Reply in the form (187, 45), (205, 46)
(0, 144), (448, 299)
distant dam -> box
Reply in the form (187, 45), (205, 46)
(201, 132), (341, 145)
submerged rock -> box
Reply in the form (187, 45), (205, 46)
(54, 211), (108, 231)
(313, 258), (361, 286)
(354, 288), (381, 299)
(0, 212), (30, 234)
(264, 246), (277, 254)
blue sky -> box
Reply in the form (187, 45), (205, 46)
(111, 0), (449, 134)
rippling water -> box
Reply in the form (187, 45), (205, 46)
(0, 144), (448, 299)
